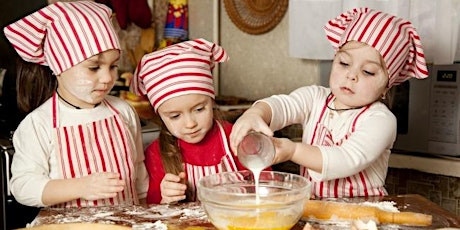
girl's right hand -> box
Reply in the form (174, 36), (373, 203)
(79, 172), (125, 201)
(230, 109), (273, 155)
(160, 172), (187, 204)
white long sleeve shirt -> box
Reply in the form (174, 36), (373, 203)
(263, 85), (396, 197)
(10, 95), (149, 207)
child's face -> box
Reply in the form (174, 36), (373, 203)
(57, 49), (120, 107)
(157, 94), (214, 144)
(329, 41), (389, 109)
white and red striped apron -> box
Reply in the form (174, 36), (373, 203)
(52, 93), (138, 207)
(183, 121), (238, 201)
(301, 94), (385, 198)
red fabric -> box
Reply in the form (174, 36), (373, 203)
(103, 0), (129, 29)
(128, 0), (152, 28)
(144, 120), (247, 204)
(96, 0), (152, 29)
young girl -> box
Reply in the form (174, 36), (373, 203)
(131, 38), (247, 204)
(4, 1), (148, 208)
(230, 8), (428, 198)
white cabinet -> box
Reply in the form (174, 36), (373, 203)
(289, 0), (460, 64)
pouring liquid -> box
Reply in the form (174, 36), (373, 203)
(237, 132), (275, 204)
(238, 154), (268, 203)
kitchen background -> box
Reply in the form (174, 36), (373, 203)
(190, 0), (460, 216)
(0, 0), (460, 222)
(191, 0), (318, 101)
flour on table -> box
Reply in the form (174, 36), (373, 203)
(29, 202), (210, 228)
(361, 201), (399, 212)
(94, 211), (115, 217)
(132, 220), (167, 230)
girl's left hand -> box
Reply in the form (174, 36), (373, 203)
(159, 172), (187, 204)
(272, 137), (297, 164)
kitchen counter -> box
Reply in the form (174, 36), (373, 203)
(389, 151), (460, 177)
(27, 194), (459, 229)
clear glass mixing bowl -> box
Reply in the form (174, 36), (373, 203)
(197, 170), (311, 230)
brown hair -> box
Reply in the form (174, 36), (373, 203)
(15, 59), (56, 114)
(158, 122), (194, 202)
(158, 106), (224, 202)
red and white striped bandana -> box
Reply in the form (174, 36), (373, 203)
(3, 1), (120, 75)
(131, 38), (229, 111)
(324, 8), (428, 87)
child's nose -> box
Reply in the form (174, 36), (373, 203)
(100, 70), (116, 84)
(346, 70), (358, 81)
(185, 114), (198, 128)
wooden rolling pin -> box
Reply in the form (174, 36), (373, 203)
(303, 200), (432, 226)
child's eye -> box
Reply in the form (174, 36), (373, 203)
(195, 106), (205, 112)
(339, 61), (349, 66)
(89, 66), (100, 71)
(169, 114), (180, 120)
(110, 64), (119, 70)
(364, 71), (375, 76)
(363, 70), (375, 76)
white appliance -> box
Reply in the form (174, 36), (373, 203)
(318, 62), (460, 156)
(392, 64), (460, 156)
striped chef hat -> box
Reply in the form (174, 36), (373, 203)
(131, 38), (229, 111)
(324, 8), (428, 87)
(3, 1), (120, 75)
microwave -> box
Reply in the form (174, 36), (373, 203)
(392, 64), (460, 156)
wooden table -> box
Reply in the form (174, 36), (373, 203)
(382, 194), (460, 228)
(29, 194), (459, 229)
(301, 194), (460, 229)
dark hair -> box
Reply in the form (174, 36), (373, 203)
(15, 58), (56, 114)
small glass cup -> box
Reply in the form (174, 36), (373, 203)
(237, 132), (275, 170)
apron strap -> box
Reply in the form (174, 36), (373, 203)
(53, 94), (117, 128)
(104, 98), (120, 114)
(52, 92), (58, 128)
(216, 121), (238, 171)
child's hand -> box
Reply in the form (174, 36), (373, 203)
(160, 172), (187, 204)
(230, 111), (273, 155)
(272, 137), (297, 164)
(79, 172), (125, 201)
